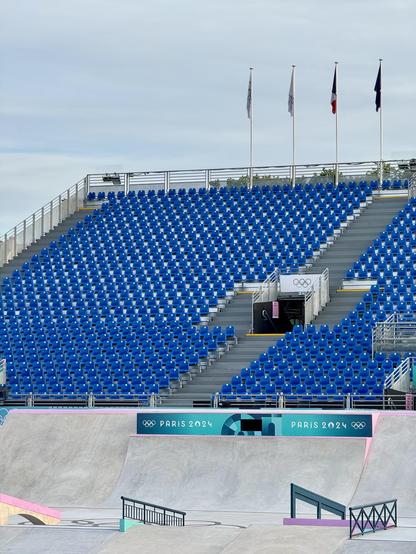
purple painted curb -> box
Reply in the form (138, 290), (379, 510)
(283, 517), (349, 527)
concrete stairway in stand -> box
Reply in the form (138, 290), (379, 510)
(0, 209), (93, 281)
(163, 293), (280, 406)
(208, 292), (253, 338)
(162, 334), (280, 407)
(308, 195), (408, 327)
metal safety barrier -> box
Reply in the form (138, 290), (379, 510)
(349, 499), (397, 538)
(384, 357), (415, 392)
(215, 392), (416, 410)
(1, 392), (160, 408)
(121, 496), (186, 526)
(373, 313), (416, 355)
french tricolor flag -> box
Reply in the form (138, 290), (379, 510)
(330, 66), (337, 114)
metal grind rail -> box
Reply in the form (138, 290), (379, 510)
(121, 496), (186, 526)
(290, 483), (346, 520)
(349, 499), (397, 538)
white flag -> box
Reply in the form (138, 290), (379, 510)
(246, 72), (252, 119)
(288, 68), (295, 117)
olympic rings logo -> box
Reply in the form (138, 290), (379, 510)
(142, 420), (157, 428)
(293, 278), (312, 288)
(351, 422), (366, 430)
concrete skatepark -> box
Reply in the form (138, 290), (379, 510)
(0, 409), (416, 553)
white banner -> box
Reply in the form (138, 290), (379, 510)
(279, 274), (321, 293)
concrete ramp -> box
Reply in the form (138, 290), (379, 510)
(0, 493), (60, 525)
(350, 414), (416, 516)
(108, 435), (366, 512)
(0, 411), (135, 506)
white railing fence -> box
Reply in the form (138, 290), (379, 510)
(384, 357), (414, 392)
(1, 158), (414, 269)
(373, 313), (416, 355)
(0, 178), (86, 268)
(252, 268), (280, 305)
(86, 159), (413, 197)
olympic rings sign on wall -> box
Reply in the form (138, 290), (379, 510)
(142, 420), (157, 428)
(351, 422), (367, 430)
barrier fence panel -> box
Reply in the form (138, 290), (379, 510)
(216, 392), (416, 410)
(349, 499), (397, 538)
(373, 314), (416, 355)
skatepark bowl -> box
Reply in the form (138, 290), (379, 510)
(1, 408), (416, 553)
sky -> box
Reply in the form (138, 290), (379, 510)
(1, 0), (416, 233)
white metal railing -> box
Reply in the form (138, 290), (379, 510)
(373, 313), (416, 355)
(85, 158), (413, 196)
(0, 178), (86, 268)
(251, 268), (280, 332)
(1, 157), (413, 269)
(0, 359), (6, 386)
(252, 268), (280, 305)
(320, 268), (330, 308)
(384, 357), (414, 392)
(304, 291), (315, 324)
(216, 392), (415, 410)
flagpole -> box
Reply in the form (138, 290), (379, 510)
(249, 67), (254, 189)
(379, 58), (383, 187)
(292, 65), (296, 187)
(335, 61), (339, 187)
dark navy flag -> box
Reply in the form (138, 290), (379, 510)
(330, 67), (337, 114)
(374, 63), (381, 111)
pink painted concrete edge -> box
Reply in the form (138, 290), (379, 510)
(283, 517), (349, 527)
(0, 493), (61, 520)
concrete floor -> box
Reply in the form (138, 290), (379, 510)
(1, 410), (416, 553)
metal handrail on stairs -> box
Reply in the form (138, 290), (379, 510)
(384, 357), (414, 391)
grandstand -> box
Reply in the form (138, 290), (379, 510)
(1, 159), (416, 553)
(0, 160), (415, 407)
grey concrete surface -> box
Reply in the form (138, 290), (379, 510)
(221, 525), (347, 554)
(336, 538), (416, 554)
(97, 524), (348, 554)
(0, 527), (113, 554)
(350, 415), (416, 515)
(0, 412), (135, 506)
(98, 525), (241, 554)
(107, 435), (365, 511)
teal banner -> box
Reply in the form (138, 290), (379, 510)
(137, 412), (372, 438)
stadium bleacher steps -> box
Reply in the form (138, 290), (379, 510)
(0, 209), (92, 281)
(163, 293), (275, 405)
(209, 292), (253, 338)
(309, 196), (408, 327)
(162, 334), (279, 407)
